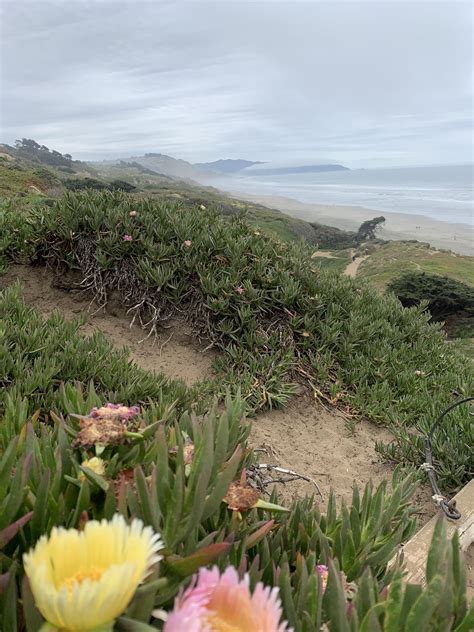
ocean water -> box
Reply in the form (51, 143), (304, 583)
(210, 164), (473, 226)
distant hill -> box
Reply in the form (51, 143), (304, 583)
(194, 159), (264, 174)
(95, 153), (209, 181)
(242, 164), (349, 176)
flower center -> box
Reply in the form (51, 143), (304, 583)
(61, 566), (104, 591)
(206, 614), (247, 631)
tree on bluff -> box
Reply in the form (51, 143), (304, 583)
(357, 216), (386, 241)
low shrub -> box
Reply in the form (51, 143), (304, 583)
(388, 271), (474, 321)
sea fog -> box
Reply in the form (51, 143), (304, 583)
(206, 164), (473, 226)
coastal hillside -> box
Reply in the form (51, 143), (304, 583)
(3, 2), (473, 628)
(96, 152), (210, 181)
(194, 158), (264, 174)
(0, 139), (362, 247)
(1, 187), (473, 629)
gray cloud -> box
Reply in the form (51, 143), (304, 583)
(1, 0), (472, 167)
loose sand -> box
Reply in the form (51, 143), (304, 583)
(344, 250), (369, 278)
(249, 396), (435, 523)
(233, 192), (474, 256)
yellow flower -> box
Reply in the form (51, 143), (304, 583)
(80, 457), (106, 481)
(23, 514), (163, 631)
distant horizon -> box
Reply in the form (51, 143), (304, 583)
(3, 137), (473, 173)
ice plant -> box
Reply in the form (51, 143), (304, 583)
(183, 239), (192, 247)
(90, 403), (140, 421)
(164, 565), (289, 632)
(23, 515), (163, 632)
(129, 210), (137, 217)
(123, 234), (133, 241)
(235, 286), (245, 295)
(199, 204), (206, 210)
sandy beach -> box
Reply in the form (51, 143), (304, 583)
(230, 191), (473, 256)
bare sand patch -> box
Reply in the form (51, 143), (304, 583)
(0, 265), (216, 385)
(311, 250), (336, 259)
(250, 396), (435, 524)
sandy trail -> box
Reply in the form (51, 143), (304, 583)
(344, 251), (369, 277)
(231, 192), (473, 256)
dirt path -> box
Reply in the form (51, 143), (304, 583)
(344, 250), (369, 278)
(0, 265), (216, 385)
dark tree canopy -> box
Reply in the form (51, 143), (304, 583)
(14, 138), (75, 168)
(357, 216), (386, 241)
(388, 272), (474, 320)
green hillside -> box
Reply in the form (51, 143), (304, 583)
(358, 241), (473, 289)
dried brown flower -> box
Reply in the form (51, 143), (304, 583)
(223, 482), (260, 512)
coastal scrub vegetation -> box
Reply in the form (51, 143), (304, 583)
(357, 241), (473, 291)
(1, 190), (472, 491)
(0, 190), (473, 629)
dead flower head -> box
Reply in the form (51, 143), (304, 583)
(223, 482), (260, 512)
(73, 403), (140, 448)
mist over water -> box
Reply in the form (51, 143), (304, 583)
(211, 164), (473, 226)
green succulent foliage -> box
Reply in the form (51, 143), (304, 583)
(0, 284), (195, 423)
(2, 190), (469, 488)
(0, 390), (249, 628)
(0, 387), (471, 631)
(259, 469), (419, 584)
(0, 199), (39, 271)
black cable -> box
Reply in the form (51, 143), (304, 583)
(422, 396), (474, 521)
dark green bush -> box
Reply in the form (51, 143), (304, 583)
(64, 177), (110, 191)
(309, 221), (357, 249)
(388, 271), (474, 320)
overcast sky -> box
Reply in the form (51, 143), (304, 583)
(1, 0), (472, 167)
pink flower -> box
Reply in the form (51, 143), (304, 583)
(164, 566), (289, 632)
(184, 240), (192, 247)
(316, 565), (329, 593)
(235, 286), (245, 295)
(129, 210), (138, 217)
(123, 234), (133, 242)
